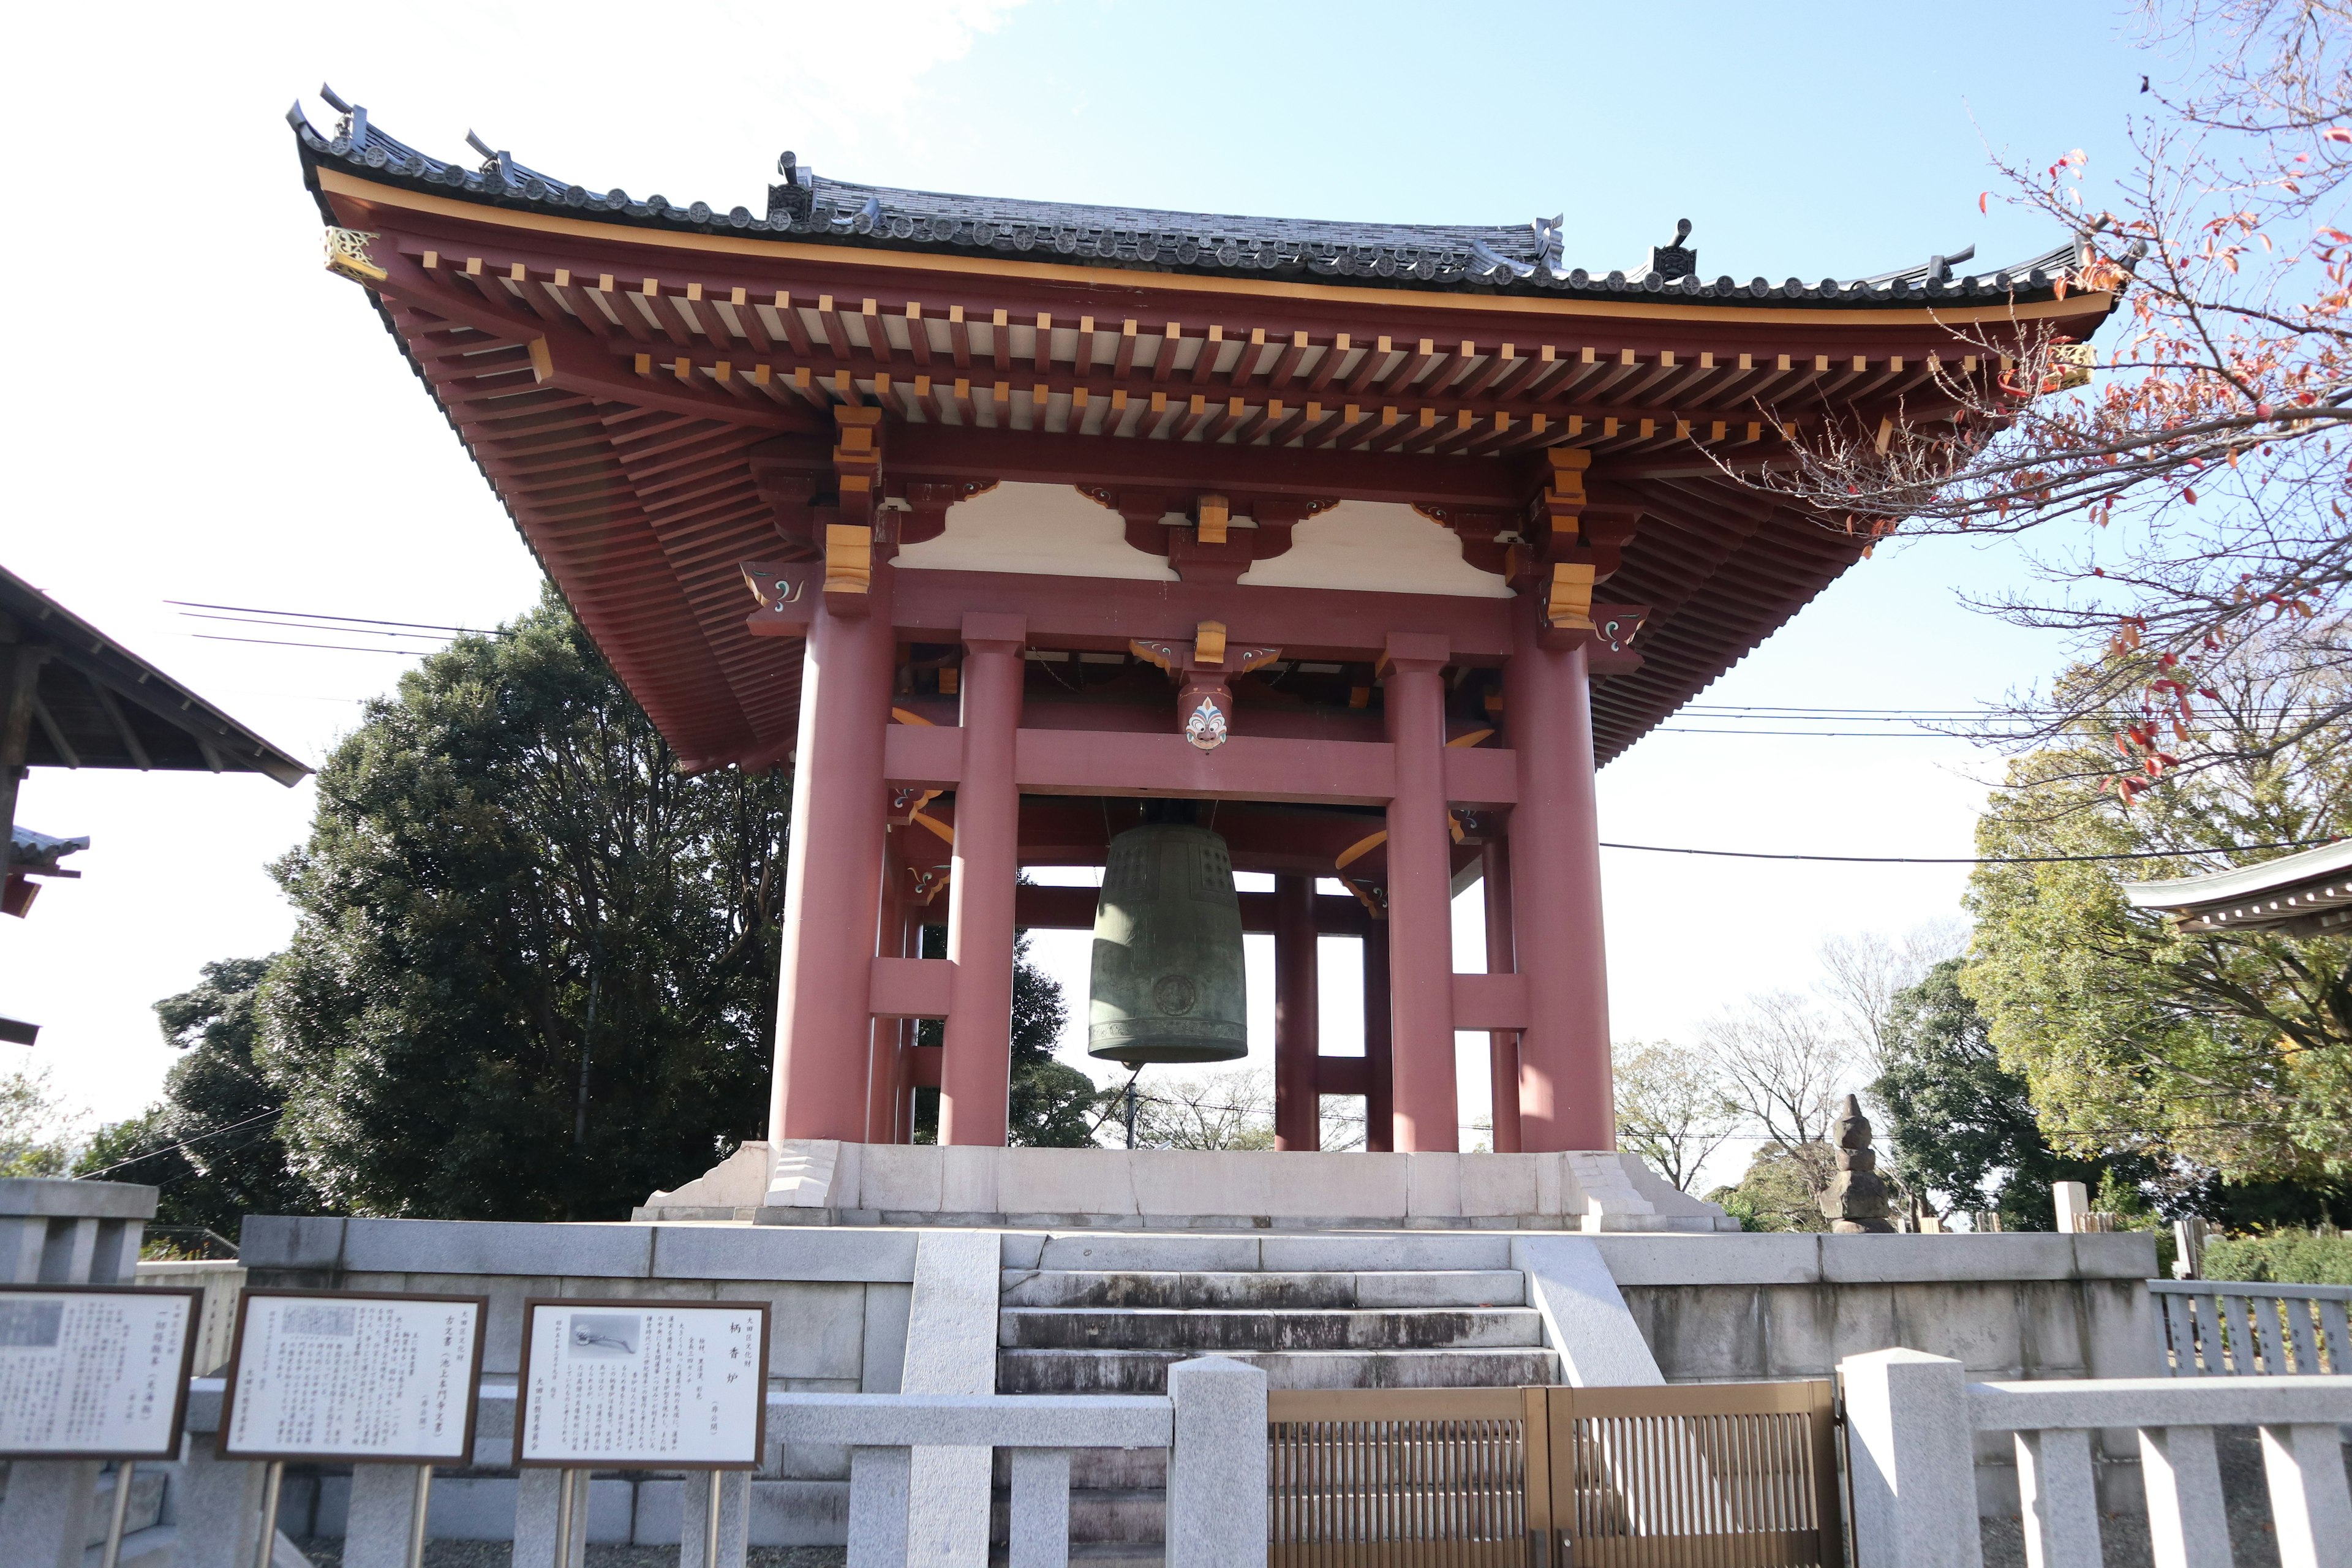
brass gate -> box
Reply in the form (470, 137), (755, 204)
(1267, 1382), (1844, 1567)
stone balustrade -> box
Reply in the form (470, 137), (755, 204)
(1842, 1346), (2352, 1568)
(2150, 1278), (2351, 1376)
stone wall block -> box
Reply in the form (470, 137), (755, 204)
(861, 1281), (912, 1394)
(649, 1224), (918, 1284)
(343, 1218), (652, 1279)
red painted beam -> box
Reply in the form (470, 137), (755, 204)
(889, 423), (1540, 508)
(870, 956), (954, 1019)
(1451, 971), (1531, 1031)
(750, 562), (1518, 663)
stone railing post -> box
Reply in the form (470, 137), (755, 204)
(2260, 1420), (2352, 1568)
(0, 1178), (156, 1568)
(1839, 1349), (1983, 1568)
(1166, 1356), (1268, 1568)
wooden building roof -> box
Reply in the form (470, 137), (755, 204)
(292, 97), (2116, 774)
(1, 565), (309, 785)
(2124, 839), (2352, 938)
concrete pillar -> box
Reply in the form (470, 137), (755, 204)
(771, 566), (897, 1144)
(1381, 633), (1457, 1153)
(902, 1229), (999, 1567)
(1839, 1349), (1983, 1568)
(940, 614), (1025, 1148)
(343, 1463), (431, 1568)
(1272, 873), (1319, 1151)
(678, 1471), (751, 1568)
(1481, 837), (1521, 1153)
(0, 1458), (99, 1568)
(1502, 597), (1613, 1151)
(1166, 1357), (1268, 1568)
(1361, 924), (1393, 1153)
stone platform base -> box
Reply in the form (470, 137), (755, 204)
(635, 1140), (1740, 1232)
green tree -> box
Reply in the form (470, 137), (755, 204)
(258, 587), (794, 1221)
(75, 959), (319, 1239)
(912, 927), (1102, 1147)
(1005, 934), (1102, 1146)
(1705, 1144), (1831, 1234)
(1613, 1039), (1735, 1194)
(1870, 959), (2103, 1231)
(0, 1065), (79, 1177)
(1962, 644), (2352, 1187)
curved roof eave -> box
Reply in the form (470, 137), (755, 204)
(292, 96), (2089, 311)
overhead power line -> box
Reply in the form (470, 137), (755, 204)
(166, 601), (505, 636)
(1597, 837), (2339, 866)
(74, 1108), (282, 1180)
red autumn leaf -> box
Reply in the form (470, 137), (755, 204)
(1979, 192), (1990, 214)
(2198, 687), (2220, 699)
(2324, 127), (2352, 143)
(2184, 487), (2199, 503)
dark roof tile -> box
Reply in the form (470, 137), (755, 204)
(293, 97), (2082, 306)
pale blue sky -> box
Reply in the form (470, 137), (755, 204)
(0, 2), (2159, 1148)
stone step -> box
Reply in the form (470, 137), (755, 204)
(1000, 1346), (1560, 1394)
(1000, 1268), (1526, 1310)
(1001, 1306), (1545, 1353)
(1028, 1232), (1516, 1275)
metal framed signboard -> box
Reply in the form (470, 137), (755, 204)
(217, 1289), (489, 1464)
(513, 1297), (769, 1469)
(0, 1284), (201, 1460)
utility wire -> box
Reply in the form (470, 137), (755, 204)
(191, 635), (436, 655)
(1597, 837), (2338, 865)
(74, 1108), (282, 1180)
(166, 601), (505, 636)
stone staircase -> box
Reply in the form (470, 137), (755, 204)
(990, 1233), (1559, 1564)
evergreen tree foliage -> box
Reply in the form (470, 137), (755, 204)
(1869, 958), (2100, 1230)
(1962, 643), (2352, 1186)
(74, 959), (316, 1238)
(258, 587), (796, 1220)
(86, 588), (1098, 1224)
(912, 924), (1102, 1147)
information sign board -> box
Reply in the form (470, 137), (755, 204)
(513, 1297), (769, 1469)
(218, 1289), (488, 1463)
(0, 1284), (200, 1460)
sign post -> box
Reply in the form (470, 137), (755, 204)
(514, 1298), (770, 1568)
(217, 1289), (488, 1568)
(0, 1283), (201, 1568)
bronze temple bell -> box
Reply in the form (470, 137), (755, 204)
(1087, 818), (1249, 1065)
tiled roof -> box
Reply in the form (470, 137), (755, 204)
(293, 90), (2081, 306)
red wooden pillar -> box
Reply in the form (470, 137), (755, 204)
(1362, 921), (1394, 1152)
(1273, 873), (1320, 1150)
(866, 861), (911, 1145)
(1381, 633), (1458, 1153)
(769, 568), (896, 1144)
(1482, 837), (1523, 1153)
(939, 612), (1025, 1147)
(1502, 596), (1614, 1150)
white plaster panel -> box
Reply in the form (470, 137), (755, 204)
(894, 481), (1178, 581)
(1237, 502), (1510, 598)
